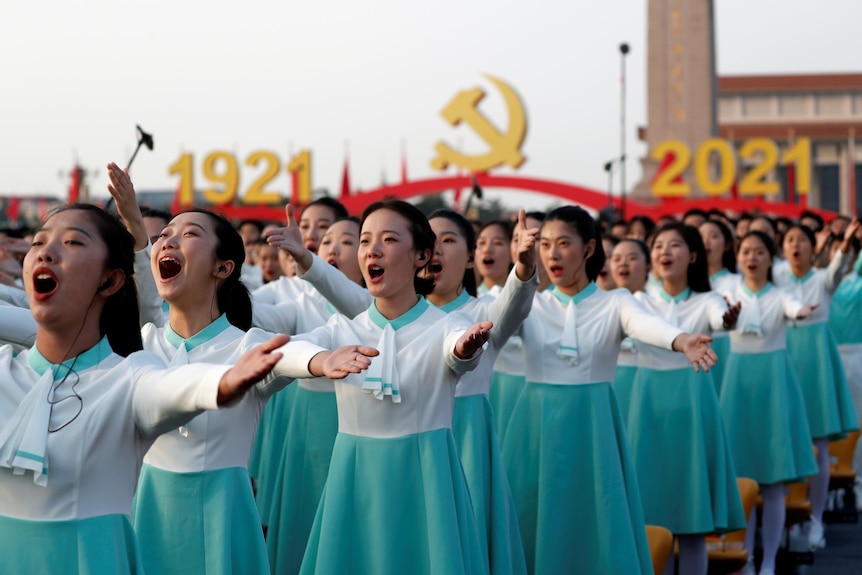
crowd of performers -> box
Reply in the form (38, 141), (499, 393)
(0, 162), (860, 575)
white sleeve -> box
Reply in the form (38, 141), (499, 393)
(252, 301), (299, 334)
(134, 244), (163, 328)
(271, 320), (341, 379)
(620, 291), (683, 350)
(486, 266), (537, 348)
(0, 305), (37, 348)
(0, 283), (29, 308)
(706, 292), (729, 332)
(443, 313), (484, 376)
(825, 249), (852, 294)
(132, 355), (230, 439)
(783, 292), (805, 319)
(300, 254), (372, 318)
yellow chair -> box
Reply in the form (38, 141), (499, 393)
(706, 477), (759, 574)
(646, 524), (673, 575)
(829, 430), (860, 491)
(783, 480), (812, 527)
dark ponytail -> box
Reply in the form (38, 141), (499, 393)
(429, 208), (478, 297)
(186, 209), (252, 330)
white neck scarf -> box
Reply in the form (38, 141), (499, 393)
(558, 300), (579, 366)
(0, 371), (54, 486)
(363, 323), (400, 403)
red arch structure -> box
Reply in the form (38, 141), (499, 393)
(204, 173), (836, 222)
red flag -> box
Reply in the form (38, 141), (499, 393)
(786, 162), (796, 205)
(849, 134), (857, 216)
(339, 158), (351, 200)
(7, 197), (20, 223)
(68, 165), (81, 204)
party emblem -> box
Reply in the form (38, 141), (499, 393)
(431, 74), (527, 173)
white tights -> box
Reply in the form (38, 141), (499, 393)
(744, 483), (786, 573)
(810, 437), (831, 522)
(662, 534), (707, 575)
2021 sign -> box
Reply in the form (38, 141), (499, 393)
(650, 137), (811, 197)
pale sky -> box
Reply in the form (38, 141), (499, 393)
(2, 0), (861, 212)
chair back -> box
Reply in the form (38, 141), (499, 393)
(646, 524), (673, 575)
(830, 430), (861, 472)
(725, 477), (759, 545)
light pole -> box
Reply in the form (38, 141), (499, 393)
(619, 43), (630, 218)
(604, 160), (616, 210)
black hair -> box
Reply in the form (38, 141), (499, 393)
(185, 209), (252, 330)
(616, 237), (651, 266)
(700, 219), (737, 273)
(737, 212), (753, 223)
(140, 207), (173, 224)
(707, 208), (726, 220)
(236, 219), (264, 234)
(651, 223), (711, 293)
(544, 205), (606, 282)
(479, 220), (514, 244)
(799, 210), (825, 232)
(682, 208), (709, 223)
(428, 209), (478, 297)
(304, 197), (349, 220)
(525, 211), (546, 223)
(360, 200), (436, 296)
(43, 204), (143, 356)
(738, 230), (776, 282)
(626, 214), (656, 239)
(750, 214), (778, 235)
(334, 215), (361, 226)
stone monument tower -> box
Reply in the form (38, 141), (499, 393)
(633, 0), (717, 199)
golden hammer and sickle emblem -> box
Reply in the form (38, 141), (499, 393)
(431, 74), (528, 173)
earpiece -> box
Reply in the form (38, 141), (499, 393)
(218, 265), (227, 272)
(418, 254), (425, 261)
(98, 279), (112, 292)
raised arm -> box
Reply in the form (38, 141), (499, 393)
(486, 210), (538, 347)
(265, 205), (371, 317)
(0, 304), (36, 348)
(826, 218), (860, 293)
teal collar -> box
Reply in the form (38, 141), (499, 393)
(742, 282), (773, 298)
(368, 297), (429, 331)
(658, 286), (691, 304)
(648, 275), (662, 287)
(477, 284), (490, 295)
(790, 268), (815, 284)
(710, 269), (729, 282)
(434, 289), (472, 314)
(160, 300), (170, 313)
(551, 282), (597, 306)
(855, 252), (862, 275)
(29, 336), (114, 380)
(165, 314), (231, 351)
(325, 301), (337, 315)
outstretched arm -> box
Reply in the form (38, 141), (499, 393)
(670, 333), (717, 373)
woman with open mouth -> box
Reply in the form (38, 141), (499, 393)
(268, 205), (536, 575)
(626, 223), (745, 575)
(773, 218), (860, 550)
(698, 219), (740, 395)
(270, 199), (494, 575)
(475, 220), (513, 296)
(500, 205), (717, 575)
(0, 202), (300, 574)
(609, 238), (651, 419)
(106, 166), (375, 575)
(719, 231), (819, 575)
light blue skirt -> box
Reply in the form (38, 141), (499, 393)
(501, 381), (652, 575)
(786, 322), (859, 440)
(133, 464), (268, 575)
(299, 429), (488, 575)
(452, 394), (527, 575)
(627, 367), (745, 534)
(720, 350), (818, 484)
(488, 371), (525, 443)
(711, 334), (731, 396)
(266, 388), (338, 575)
(613, 364), (638, 421)
(250, 384), (296, 522)
(0, 513), (144, 574)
